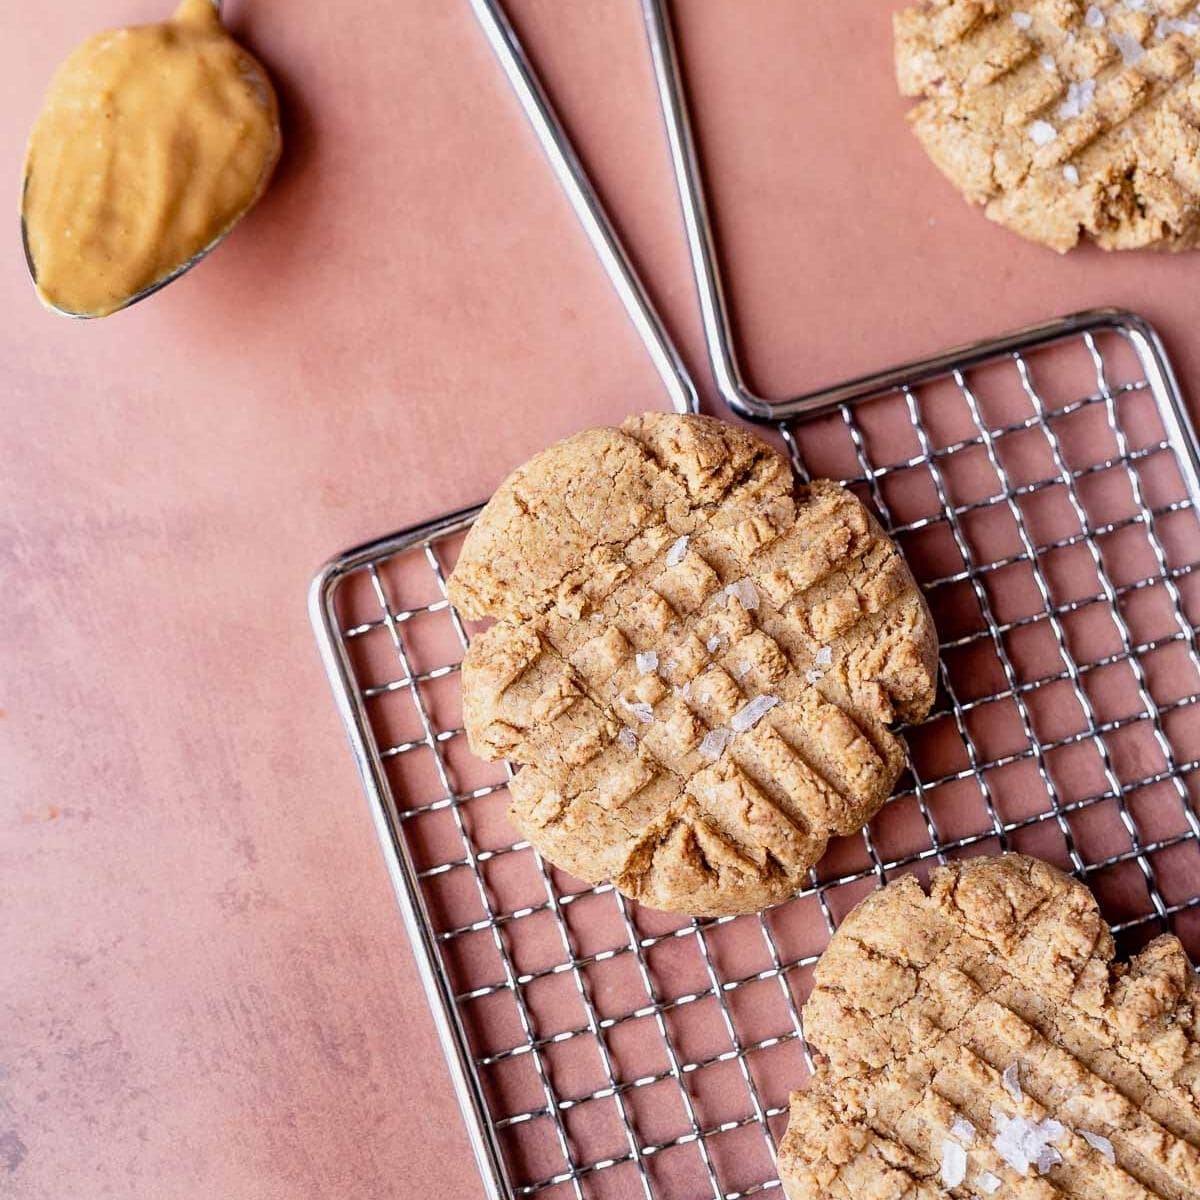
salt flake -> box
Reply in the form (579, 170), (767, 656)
(1159, 14), (1200, 36)
(617, 727), (638, 751)
(815, 645), (833, 666)
(1079, 1129), (1115, 1163)
(940, 1138), (967, 1189)
(993, 1113), (1033, 1174)
(991, 1109), (1066, 1177)
(1063, 163), (1081, 185)
(731, 694), (779, 733)
(1002, 1063), (1023, 1103)
(676, 679), (694, 701)
(977, 1171), (1002, 1195)
(698, 726), (731, 760)
(1040, 51), (1057, 70)
(806, 669), (824, 684)
(1038, 1118), (1067, 1144)
(635, 650), (659, 675)
(706, 634), (722, 653)
(1085, 4), (1106, 26)
(1036, 1144), (1063, 1175)
(1029, 119), (1057, 146)
(735, 661), (752, 679)
(622, 699), (654, 724)
(723, 578), (759, 611)
(950, 1114), (976, 1145)
(1111, 30), (1145, 62)
(666, 535), (690, 567)
(1011, 10), (1033, 28)
(1058, 78), (1097, 119)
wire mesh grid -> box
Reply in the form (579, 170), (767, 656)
(311, 315), (1200, 1200)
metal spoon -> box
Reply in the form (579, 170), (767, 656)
(21, 0), (278, 319)
(20, 189), (241, 320)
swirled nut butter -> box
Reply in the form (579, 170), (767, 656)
(21, 0), (281, 317)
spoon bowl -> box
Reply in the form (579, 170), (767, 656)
(20, 0), (280, 319)
(20, 199), (243, 320)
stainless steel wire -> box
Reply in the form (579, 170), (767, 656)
(470, 0), (698, 417)
(311, 313), (1200, 1199)
(309, 5), (1200, 1198)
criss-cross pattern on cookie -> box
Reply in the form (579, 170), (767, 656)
(780, 854), (1200, 1199)
(895, 0), (1200, 251)
(447, 415), (937, 916)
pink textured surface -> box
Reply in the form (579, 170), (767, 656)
(1, 2), (1198, 1198)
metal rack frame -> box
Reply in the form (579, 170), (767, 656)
(311, 308), (1200, 1199)
(310, 3), (1200, 1198)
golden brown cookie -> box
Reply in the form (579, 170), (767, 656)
(779, 854), (1200, 1199)
(894, 0), (1200, 252)
(447, 414), (937, 916)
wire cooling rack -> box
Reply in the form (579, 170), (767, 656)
(311, 310), (1200, 1200)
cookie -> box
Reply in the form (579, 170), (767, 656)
(779, 854), (1200, 1199)
(894, 0), (1200, 252)
(446, 414), (937, 916)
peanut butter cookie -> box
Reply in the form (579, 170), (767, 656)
(894, 0), (1200, 251)
(447, 414), (937, 916)
(779, 853), (1200, 1198)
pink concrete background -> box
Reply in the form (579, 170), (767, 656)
(1, 2), (1198, 1198)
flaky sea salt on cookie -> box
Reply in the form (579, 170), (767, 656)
(894, 0), (1200, 252)
(779, 853), (1200, 1199)
(447, 414), (937, 917)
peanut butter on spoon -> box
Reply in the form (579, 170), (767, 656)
(21, 0), (281, 318)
